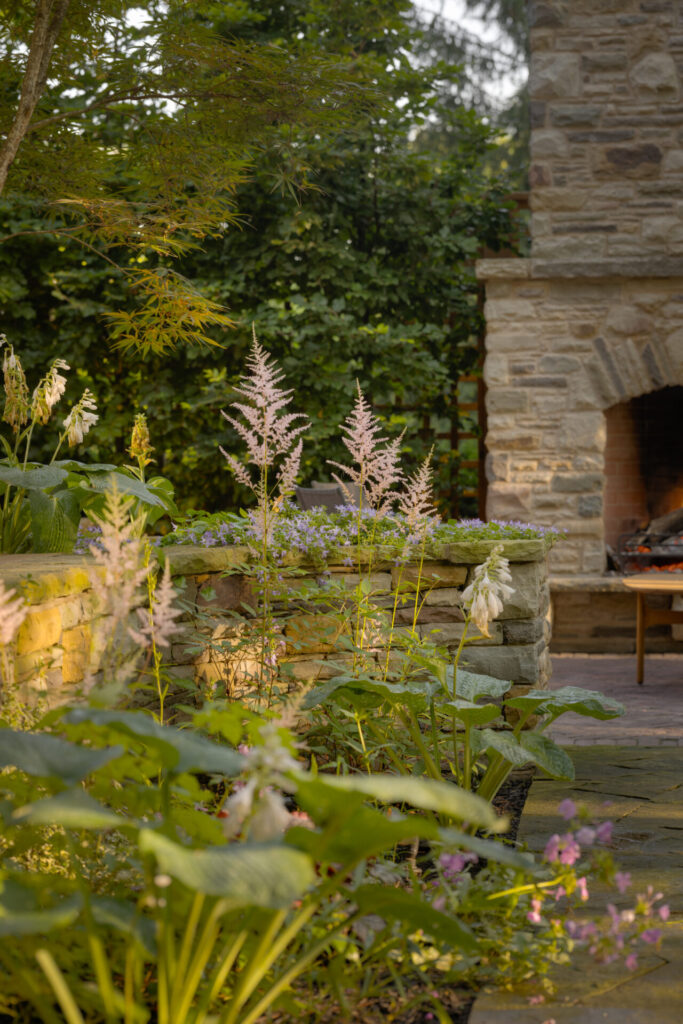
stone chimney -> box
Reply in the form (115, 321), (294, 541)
(477, 0), (683, 575)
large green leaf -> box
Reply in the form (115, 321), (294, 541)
(352, 884), (476, 951)
(450, 668), (511, 702)
(299, 772), (505, 832)
(53, 460), (119, 473)
(12, 789), (130, 830)
(91, 897), (156, 955)
(0, 729), (122, 785)
(28, 487), (81, 553)
(438, 828), (540, 872)
(437, 698), (501, 727)
(139, 831), (314, 906)
(303, 675), (440, 713)
(0, 896), (81, 937)
(519, 733), (575, 781)
(82, 470), (165, 507)
(505, 687), (625, 721)
(65, 709), (245, 776)
(470, 729), (531, 768)
(0, 465), (68, 490)
(288, 787), (439, 863)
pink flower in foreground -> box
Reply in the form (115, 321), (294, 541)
(527, 897), (543, 925)
(659, 904), (670, 921)
(641, 929), (662, 945)
(556, 833), (581, 866)
(558, 798), (577, 820)
(625, 952), (638, 971)
(576, 876), (589, 902)
(615, 872), (631, 894)
(576, 826), (596, 846)
(595, 820), (613, 844)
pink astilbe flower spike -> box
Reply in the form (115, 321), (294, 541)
(0, 579), (28, 646)
(400, 449), (436, 531)
(219, 327), (309, 506)
(329, 382), (404, 513)
(87, 483), (150, 688)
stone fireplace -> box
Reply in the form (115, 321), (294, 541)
(476, 0), (683, 650)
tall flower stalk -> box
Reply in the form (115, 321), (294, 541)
(328, 383), (403, 673)
(220, 328), (309, 703)
(451, 543), (514, 788)
(383, 450), (436, 679)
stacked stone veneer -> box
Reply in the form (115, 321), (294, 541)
(478, 0), (683, 577)
(0, 540), (551, 709)
(528, 0), (683, 261)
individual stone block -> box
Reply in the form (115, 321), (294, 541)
(16, 606), (62, 656)
(530, 52), (581, 99)
(419, 621), (503, 646)
(284, 613), (345, 655)
(59, 597), (85, 631)
(498, 563), (547, 620)
(61, 625), (91, 685)
(157, 544), (251, 576)
(502, 617), (545, 645)
(401, 605), (465, 625)
(196, 575), (256, 614)
(629, 52), (679, 99)
(391, 564), (467, 592)
(460, 640), (547, 688)
(423, 587), (464, 608)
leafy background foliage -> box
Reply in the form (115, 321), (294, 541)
(0, 0), (527, 515)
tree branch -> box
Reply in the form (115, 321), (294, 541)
(0, 0), (71, 196)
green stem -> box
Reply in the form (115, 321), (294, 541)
(452, 613), (472, 698)
(401, 709), (441, 780)
(35, 950), (86, 1024)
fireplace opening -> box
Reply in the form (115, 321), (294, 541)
(604, 386), (683, 567)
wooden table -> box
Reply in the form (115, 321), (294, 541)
(622, 576), (683, 684)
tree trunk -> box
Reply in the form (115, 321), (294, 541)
(0, 0), (71, 196)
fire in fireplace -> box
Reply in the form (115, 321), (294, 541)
(617, 507), (683, 575)
(604, 385), (683, 555)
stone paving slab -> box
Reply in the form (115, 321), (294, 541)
(470, 746), (683, 1024)
(548, 655), (683, 746)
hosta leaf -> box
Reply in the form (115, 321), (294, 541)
(519, 733), (575, 780)
(65, 709), (245, 776)
(289, 787), (439, 863)
(505, 687), (624, 721)
(78, 470), (165, 507)
(91, 897), (156, 955)
(352, 885), (476, 951)
(28, 488), (81, 553)
(437, 698), (501, 727)
(450, 668), (511, 702)
(139, 831), (314, 906)
(438, 828), (540, 872)
(0, 465), (68, 490)
(0, 896), (81, 937)
(470, 729), (531, 768)
(0, 729), (122, 785)
(298, 772), (504, 831)
(12, 790), (130, 830)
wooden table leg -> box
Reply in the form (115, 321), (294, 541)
(636, 591), (645, 685)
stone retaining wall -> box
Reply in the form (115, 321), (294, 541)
(0, 540), (552, 709)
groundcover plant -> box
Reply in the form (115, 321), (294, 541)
(0, 336), (669, 1022)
